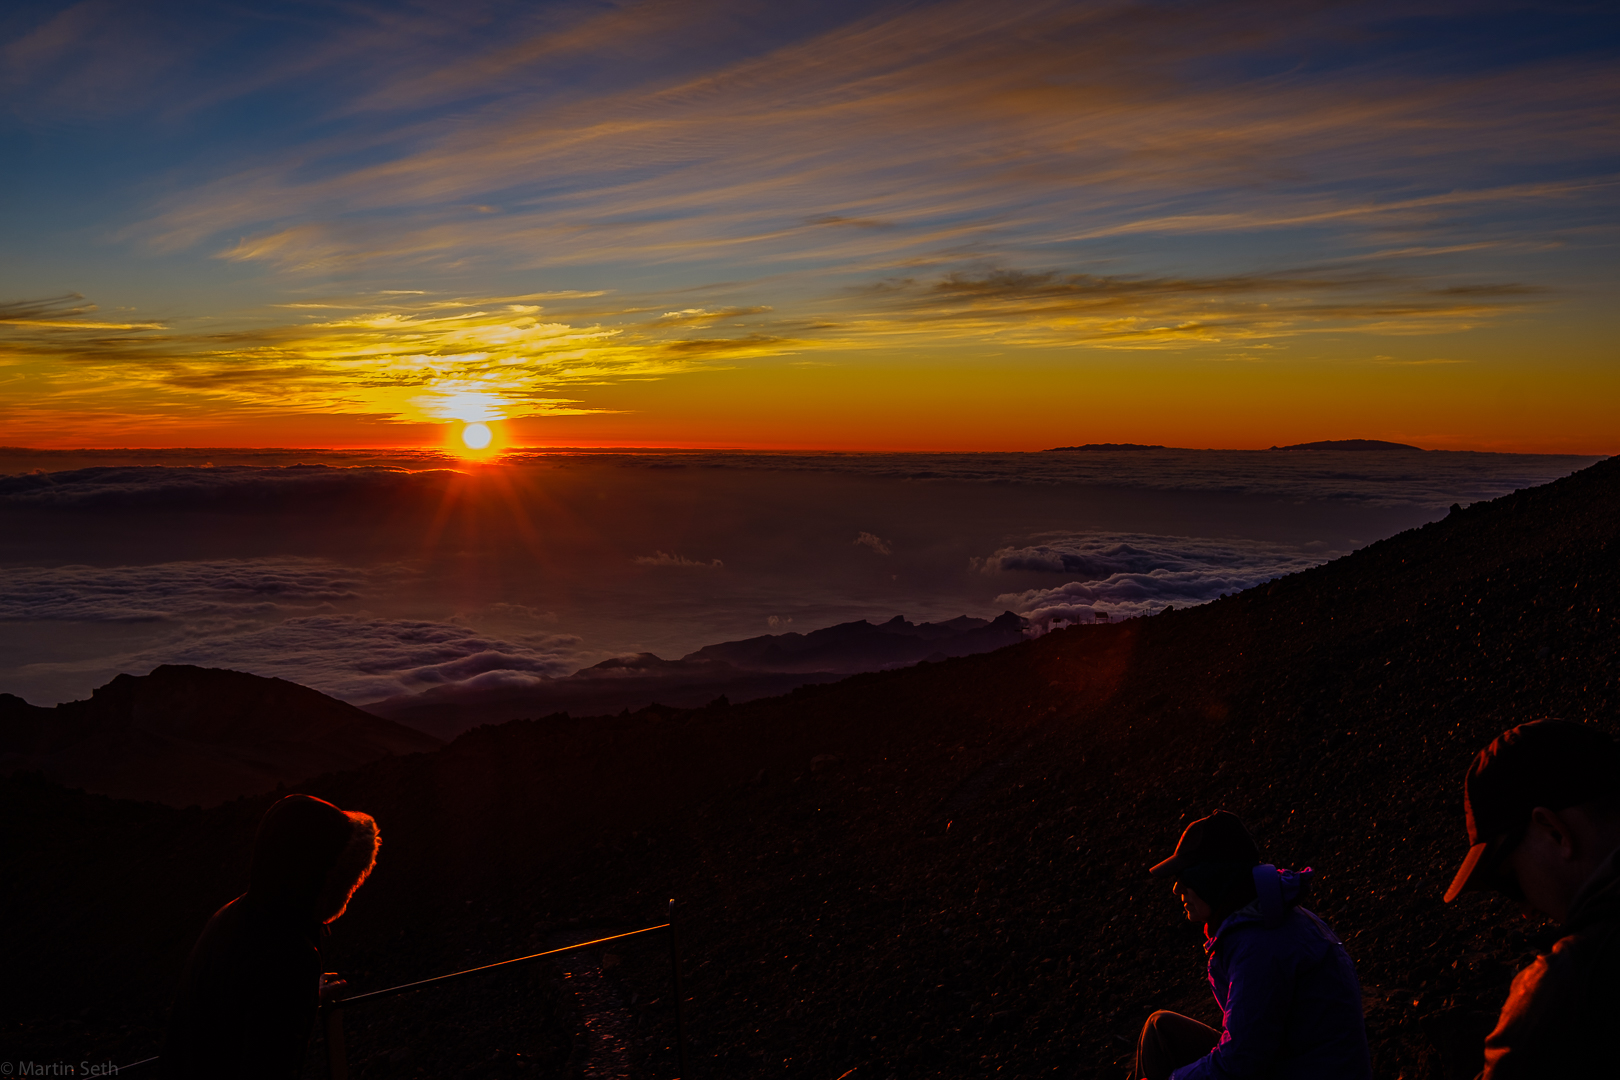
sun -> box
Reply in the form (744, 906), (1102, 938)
(461, 422), (493, 450)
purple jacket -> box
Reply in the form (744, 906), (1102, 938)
(1171, 898), (1372, 1080)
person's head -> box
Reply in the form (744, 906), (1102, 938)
(248, 794), (380, 924)
(1444, 720), (1620, 923)
(1150, 810), (1260, 929)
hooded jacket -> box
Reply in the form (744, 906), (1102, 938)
(1480, 846), (1620, 1078)
(1171, 868), (1371, 1080)
(163, 795), (378, 1080)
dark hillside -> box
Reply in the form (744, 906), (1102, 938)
(0, 665), (442, 806)
(4, 457), (1617, 1079)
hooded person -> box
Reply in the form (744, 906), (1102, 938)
(163, 794), (380, 1079)
(1442, 720), (1620, 1078)
(1133, 810), (1371, 1080)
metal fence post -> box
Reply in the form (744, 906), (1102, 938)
(324, 1005), (349, 1080)
(669, 898), (689, 1078)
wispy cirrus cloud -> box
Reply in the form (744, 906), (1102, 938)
(845, 266), (1546, 347)
(0, 294), (166, 331)
(118, 1), (1618, 283)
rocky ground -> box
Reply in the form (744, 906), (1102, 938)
(4, 456), (1617, 1079)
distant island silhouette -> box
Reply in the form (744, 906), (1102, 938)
(1268, 439), (1422, 451)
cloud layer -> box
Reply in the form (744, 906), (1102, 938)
(0, 558), (371, 622)
(130, 614), (583, 703)
(0, 450), (1603, 706)
(0, 557), (586, 703)
(0, 463), (454, 508)
(985, 532), (1339, 631)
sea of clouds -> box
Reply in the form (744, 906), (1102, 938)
(1, 446), (1597, 511)
(0, 558), (585, 702)
(982, 533), (1338, 632)
(0, 448), (1601, 707)
(0, 463), (452, 508)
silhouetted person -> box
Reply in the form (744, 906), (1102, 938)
(163, 794), (380, 1078)
(1442, 720), (1620, 1078)
(1134, 810), (1371, 1080)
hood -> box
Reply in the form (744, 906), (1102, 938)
(246, 794), (379, 924)
(1208, 864), (1315, 943)
(1254, 864), (1313, 924)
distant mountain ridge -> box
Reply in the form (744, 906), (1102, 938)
(363, 612), (1029, 740)
(1268, 439), (1422, 451)
(0, 664), (441, 806)
(686, 612), (1027, 672)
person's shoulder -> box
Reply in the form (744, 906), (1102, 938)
(1223, 904), (1327, 936)
(1292, 907), (1344, 943)
(1213, 909), (1274, 954)
(1221, 907), (1337, 963)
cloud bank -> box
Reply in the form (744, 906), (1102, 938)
(0, 463), (456, 508)
(130, 615), (583, 703)
(0, 559), (372, 622)
(986, 532), (1338, 632)
(0, 557), (587, 703)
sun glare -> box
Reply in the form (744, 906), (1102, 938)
(462, 422), (493, 449)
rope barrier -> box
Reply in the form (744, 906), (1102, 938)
(333, 923), (671, 1007)
(115, 908), (690, 1078)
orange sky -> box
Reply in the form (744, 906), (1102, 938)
(2, 2), (1616, 454)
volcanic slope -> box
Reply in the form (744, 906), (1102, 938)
(5, 456), (1617, 1079)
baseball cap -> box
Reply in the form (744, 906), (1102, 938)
(1444, 720), (1620, 903)
(1150, 810), (1260, 877)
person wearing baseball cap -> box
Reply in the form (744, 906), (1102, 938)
(1133, 810), (1370, 1080)
(1444, 719), (1620, 1077)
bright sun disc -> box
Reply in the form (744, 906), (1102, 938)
(461, 422), (493, 449)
